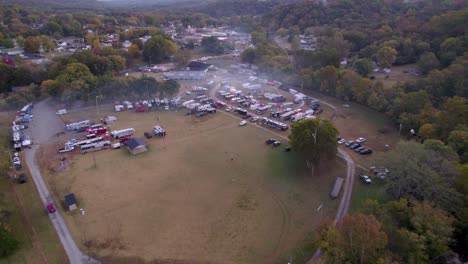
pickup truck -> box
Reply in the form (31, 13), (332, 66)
(58, 146), (75, 153)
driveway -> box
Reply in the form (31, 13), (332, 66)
(23, 99), (99, 264)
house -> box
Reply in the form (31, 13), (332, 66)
(126, 138), (148, 155)
(64, 193), (77, 211)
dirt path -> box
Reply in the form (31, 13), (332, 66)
(23, 99), (100, 264)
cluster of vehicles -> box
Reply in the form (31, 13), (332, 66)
(60, 119), (137, 154)
(338, 137), (373, 155)
(10, 103), (33, 151)
(114, 97), (182, 113)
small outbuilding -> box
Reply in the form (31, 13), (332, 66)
(126, 138), (148, 155)
(64, 193), (77, 211)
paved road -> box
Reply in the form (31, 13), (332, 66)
(23, 99), (99, 264)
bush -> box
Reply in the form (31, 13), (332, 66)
(0, 227), (20, 257)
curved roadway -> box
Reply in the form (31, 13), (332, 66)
(24, 99), (99, 264)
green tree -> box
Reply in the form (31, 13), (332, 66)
(290, 35), (301, 51)
(251, 31), (266, 45)
(376, 46), (397, 68)
(172, 49), (192, 68)
(142, 34), (177, 63)
(355, 58), (374, 77)
(240, 48), (256, 68)
(289, 119), (338, 168)
(200, 36), (224, 54)
(435, 97), (468, 140)
(351, 78), (372, 104)
(448, 130), (468, 163)
(0, 227), (19, 257)
(439, 37), (463, 66)
(57, 63), (94, 83)
(160, 79), (180, 97)
(317, 65), (338, 96)
(417, 52), (440, 74)
(380, 141), (462, 212)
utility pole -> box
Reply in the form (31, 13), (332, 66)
(95, 95), (100, 120)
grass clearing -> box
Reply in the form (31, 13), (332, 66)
(349, 177), (389, 213)
(44, 108), (345, 263)
(372, 64), (422, 88)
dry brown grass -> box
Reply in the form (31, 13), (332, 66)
(44, 108), (343, 264)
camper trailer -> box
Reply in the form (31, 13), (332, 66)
(111, 128), (135, 139)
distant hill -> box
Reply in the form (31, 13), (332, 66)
(0, 0), (104, 10)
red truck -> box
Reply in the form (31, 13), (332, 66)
(87, 127), (107, 135)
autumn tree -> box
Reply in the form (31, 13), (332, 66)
(289, 119), (338, 169)
(40, 79), (63, 97)
(321, 214), (388, 263)
(128, 44), (140, 58)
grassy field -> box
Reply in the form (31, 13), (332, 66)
(42, 107), (345, 263)
(0, 112), (67, 264)
(349, 169), (390, 213)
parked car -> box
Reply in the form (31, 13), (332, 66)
(265, 139), (276, 144)
(13, 157), (21, 165)
(338, 139), (346, 144)
(360, 174), (372, 184)
(284, 146), (291, 152)
(225, 107), (233, 112)
(356, 137), (366, 143)
(15, 164), (23, 171)
(239, 120), (247, 126)
(47, 203), (56, 213)
(111, 143), (121, 149)
(251, 116), (259, 123)
(354, 146), (365, 152)
(18, 173), (27, 184)
(350, 143), (361, 149)
(345, 140), (354, 147)
(144, 132), (153, 139)
(360, 148), (373, 155)
(272, 141), (281, 147)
